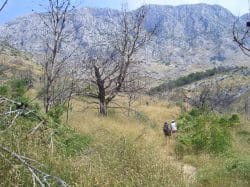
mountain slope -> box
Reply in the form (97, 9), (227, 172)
(0, 42), (41, 83)
(0, 4), (249, 79)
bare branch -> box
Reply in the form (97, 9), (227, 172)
(0, 146), (68, 187)
(233, 18), (250, 56)
(0, 0), (8, 12)
(81, 5), (157, 116)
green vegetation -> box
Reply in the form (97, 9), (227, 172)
(54, 125), (92, 157)
(0, 79), (28, 99)
(148, 67), (240, 95)
(175, 108), (250, 186)
(176, 109), (239, 155)
(1, 53), (249, 186)
(75, 133), (184, 186)
(0, 78), (185, 186)
(196, 153), (250, 186)
(0, 79), (92, 186)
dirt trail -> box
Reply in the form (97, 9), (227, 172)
(161, 137), (197, 185)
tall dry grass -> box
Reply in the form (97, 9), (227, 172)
(61, 96), (192, 186)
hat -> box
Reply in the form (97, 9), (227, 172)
(172, 120), (175, 122)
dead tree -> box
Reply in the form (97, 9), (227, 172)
(124, 73), (146, 116)
(39, 0), (76, 113)
(233, 18), (250, 56)
(182, 86), (212, 110)
(182, 80), (238, 112)
(244, 96), (250, 121)
(82, 5), (156, 116)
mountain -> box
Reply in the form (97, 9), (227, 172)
(0, 4), (249, 79)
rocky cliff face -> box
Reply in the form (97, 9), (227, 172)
(0, 3), (249, 78)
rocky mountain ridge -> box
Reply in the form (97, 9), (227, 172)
(0, 3), (249, 78)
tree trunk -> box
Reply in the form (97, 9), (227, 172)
(44, 78), (50, 113)
(99, 100), (107, 116)
(98, 80), (107, 116)
(94, 65), (108, 116)
(128, 98), (132, 117)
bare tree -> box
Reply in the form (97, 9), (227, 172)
(233, 18), (250, 56)
(39, 0), (76, 113)
(182, 80), (240, 112)
(82, 5), (156, 116)
(244, 96), (250, 121)
(183, 85), (212, 110)
(124, 73), (146, 116)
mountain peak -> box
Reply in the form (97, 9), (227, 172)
(0, 3), (248, 78)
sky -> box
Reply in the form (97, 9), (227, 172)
(0, 0), (249, 24)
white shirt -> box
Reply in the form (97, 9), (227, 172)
(171, 122), (177, 131)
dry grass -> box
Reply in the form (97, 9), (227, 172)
(0, 52), (42, 77)
(60, 96), (198, 186)
(66, 96), (180, 150)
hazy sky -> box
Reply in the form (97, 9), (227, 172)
(0, 0), (249, 24)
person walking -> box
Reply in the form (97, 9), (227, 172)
(171, 120), (177, 133)
(163, 121), (171, 137)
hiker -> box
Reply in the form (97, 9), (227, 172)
(163, 121), (171, 136)
(170, 120), (177, 133)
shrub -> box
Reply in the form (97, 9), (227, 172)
(226, 156), (250, 180)
(0, 85), (9, 96)
(47, 105), (66, 124)
(0, 79), (30, 105)
(197, 155), (250, 186)
(53, 126), (92, 157)
(10, 79), (28, 98)
(176, 110), (238, 155)
(219, 114), (240, 127)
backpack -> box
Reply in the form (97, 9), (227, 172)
(163, 123), (171, 136)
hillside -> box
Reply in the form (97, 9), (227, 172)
(0, 42), (41, 82)
(1, 75), (249, 186)
(0, 2), (250, 186)
(0, 4), (249, 79)
(149, 67), (250, 113)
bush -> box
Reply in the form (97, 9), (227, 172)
(226, 156), (250, 180)
(0, 85), (9, 96)
(47, 105), (66, 123)
(53, 125), (92, 157)
(10, 79), (28, 98)
(0, 79), (30, 105)
(176, 109), (238, 155)
(197, 155), (250, 186)
(219, 114), (240, 127)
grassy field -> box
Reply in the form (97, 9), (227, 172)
(63, 95), (250, 186)
(0, 83), (249, 186)
(63, 97), (196, 186)
(0, 47), (249, 186)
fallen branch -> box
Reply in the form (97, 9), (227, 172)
(0, 96), (46, 129)
(29, 121), (46, 135)
(0, 145), (68, 187)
